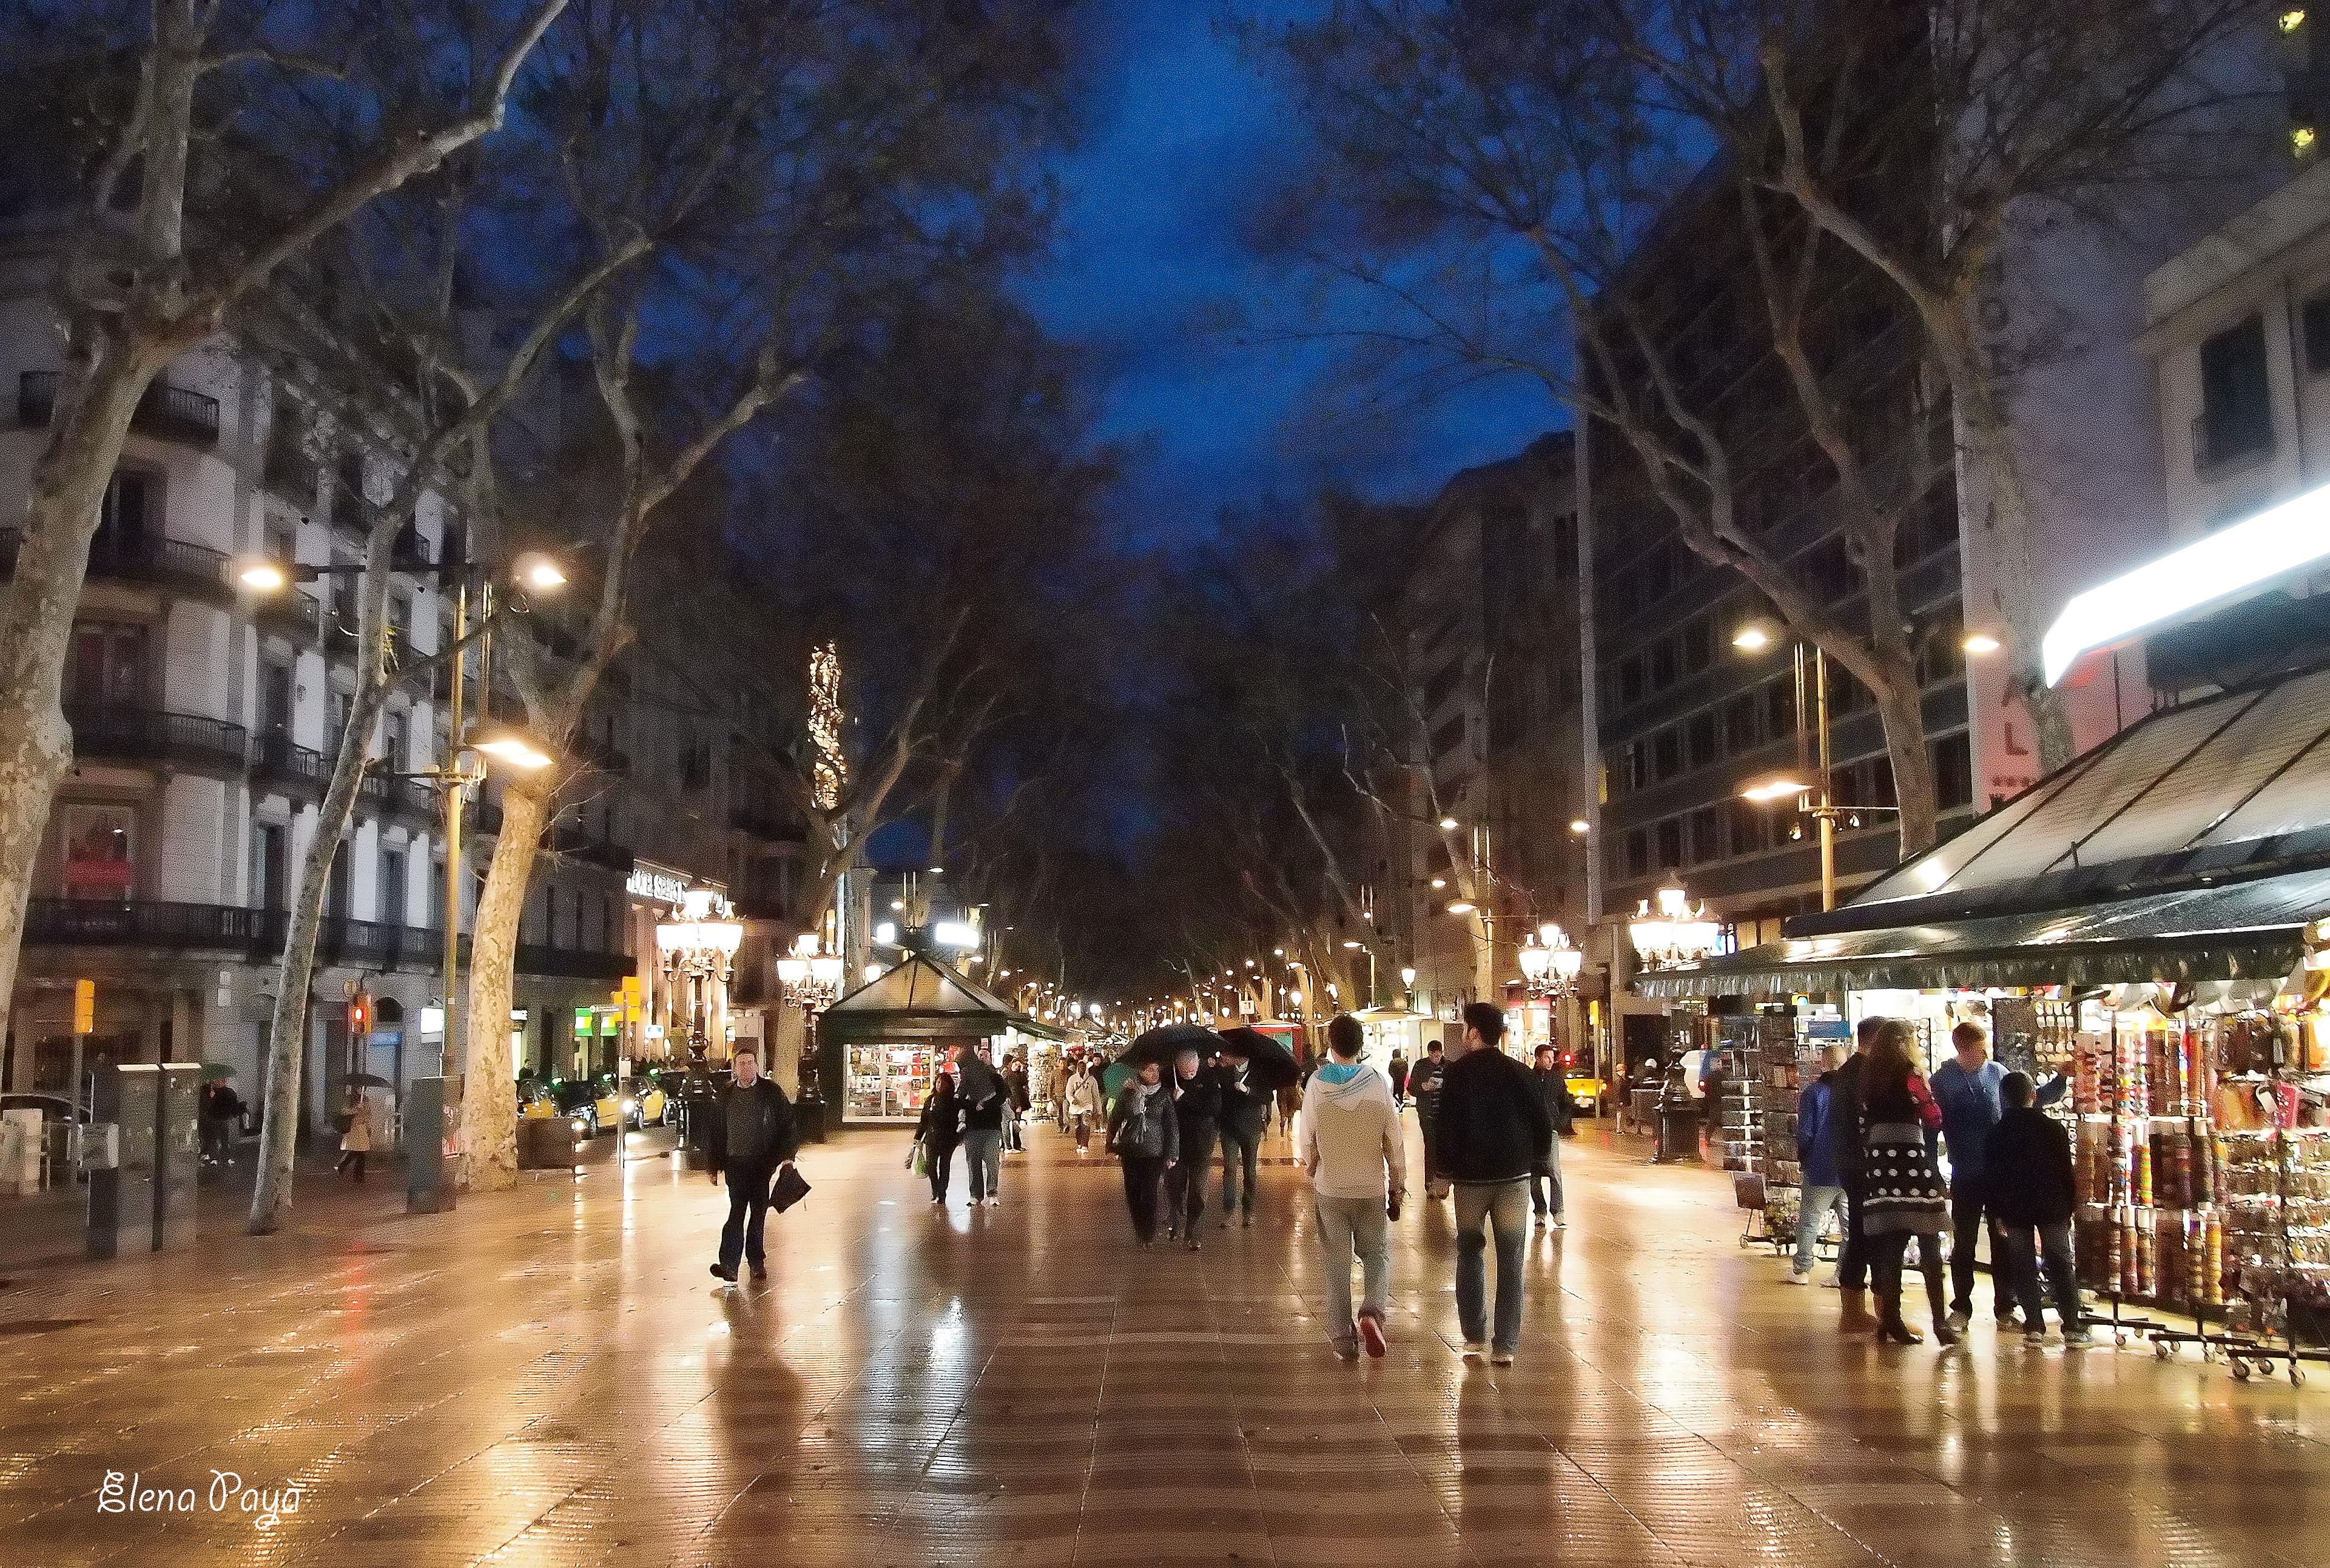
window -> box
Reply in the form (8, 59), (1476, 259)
(1680, 619), (1711, 675)
(431, 857), (446, 932)
(252, 822), (287, 911)
(67, 622), (148, 708)
(326, 842), (350, 919)
(380, 847), (407, 927)
(679, 730), (712, 792)
(388, 592), (412, 651)
(383, 710), (408, 772)
(2197, 314), (2273, 469)
(329, 555), (359, 643)
(259, 660), (293, 736)
(1686, 712), (1718, 770)
(266, 403), (315, 500)
(1432, 712), (1467, 760)
(1687, 806), (1721, 866)
(1618, 656), (1646, 706)
(1652, 728), (1682, 781)
(2305, 292), (2330, 375)
(95, 472), (153, 555)
(1728, 799), (1768, 857)
(1934, 730), (1973, 810)
(336, 448), (368, 517)
(1723, 694), (1760, 755)
(59, 802), (136, 900)
(1655, 818), (1683, 870)
(1624, 829), (1649, 878)
(1650, 638), (1678, 689)
(265, 519), (296, 573)
(1765, 675), (1797, 738)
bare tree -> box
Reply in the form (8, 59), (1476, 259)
(0, 0), (568, 1085)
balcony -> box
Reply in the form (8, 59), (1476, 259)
(548, 823), (633, 873)
(379, 773), (439, 828)
(19, 371), (221, 449)
(0, 527), (234, 604)
(727, 805), (803, 846)
(67, 704), (247, 774)
(252, 729), (326, 799)
(515, 942), (635, 982)
(254, 587), (321, 643)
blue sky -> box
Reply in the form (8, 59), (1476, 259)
(1016, 0), (1561, 547)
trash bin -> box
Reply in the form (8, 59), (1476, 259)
(1655, 1094), (1702, 1164)
(795, 1084), (829, 1145)
(681, 1085), (718, 1169)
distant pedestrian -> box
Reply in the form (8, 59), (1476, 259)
(1437, 1004), (1552, 1365)
(917, 1071), (963, 1206)
(706, 1043), (800, 1283)
(1387, 1051), (1409, 1109)
(1108, 1059), (1180, 1245)
(202, 1079), (244, 1165)
(1931, 1020), (2067, 1330)
(1217, 1051), (1271, 1228)
(1409, 1040), (1450, 1198)
(962, 1065), (1006, 1207)
(1165, 1049), (1222, 1248)
(1052, 1055), (1072, 1130)
(1526, 1043), (1575, 1228)
(1303, 1015), (1405, 1360)
(1789, 1043), (1850, 1284)
(1857, 1020), (1954, 1347)
(335, 1085), (371, 1183)
(1066, 1060), (1103, 1154)
(1985, 1071), (2091, 1347)
(1827, 1017), (1883, 1319)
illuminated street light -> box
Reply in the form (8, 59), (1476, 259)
(1438, 815), (1460, 831)
(1446, 898), (1476, 915)
(1569, 819), (1590, 835)
(231, 556), (288, 591)
(466, 721), (554, 771)
(1962, 632), (2001, 656)
(1732, 624), (1773, 652)
(511, 550), (567, 592)
(1740, 777), (1808, 804)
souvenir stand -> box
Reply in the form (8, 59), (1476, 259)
(1709, 1011), (1765, 1242)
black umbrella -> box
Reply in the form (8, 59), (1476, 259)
(340, 1072), (391, 1089)
(1216, 1026), (1299, 1090)
(1122, 1023), (1226, 1071)
(954, 1049), (1005, 1110)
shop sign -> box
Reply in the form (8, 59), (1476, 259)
(627, 866), (689, 906)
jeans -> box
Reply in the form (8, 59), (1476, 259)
(1315, 1193), (1390, 1342)
(928, 1142), (956, 1202)
(1121, 1154), (1167, 1240)
(1168, 1121), (1216, 1232)
(719, 1163), (773, 1271)
(963, 1129), (1002, 1200)
(1072, 1112), (1092, 1149)
(2002, 1220), (2082, 1333)
(1220, 1120), (1262, 1216)
(1793, 1184), (1848, 1274)
(1454, 1178), (1529, 1353)
(1529, 1136), (1565, 1217)
(1949, 1183), (2012, 1316)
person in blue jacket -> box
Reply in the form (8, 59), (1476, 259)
(1789, 1043), (1850, 1282)
(1930, 1020), (2068, 1328)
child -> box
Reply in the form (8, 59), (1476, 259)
(1983, 1071), (2090, 1346)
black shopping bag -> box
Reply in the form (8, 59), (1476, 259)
(771, 1163), (812, 1214)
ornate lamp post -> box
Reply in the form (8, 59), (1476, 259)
(656, 890), (743, 1051)
(1627, 882), (1722, 972)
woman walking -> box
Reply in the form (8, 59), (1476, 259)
(1107, 1059), (1180, 1245)
(1857, 1020), (1956, 1346)
(335, 1085), (371, 1183)
(917, 1071), (963, 1206)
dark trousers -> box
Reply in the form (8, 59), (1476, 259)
(719, 1163), (774, 1271)
(1168, 1122), (1216, 1231)
(928, 1142), (956, 1202)
(1416, 1099), (1440, 1188)
(1837, 1178), (1870, 1288)
(2002, 1220), (2082, 1333)
(1950, 1183), (2012, 1316)
(1122, 1154), (1167, 1241)
(336, 1149), (367, 1182)
(1219, 1120), (1262, 1216)
(1871, 1230), (1947, 1325)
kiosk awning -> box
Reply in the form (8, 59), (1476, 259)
(818, 951), (1024, 1042)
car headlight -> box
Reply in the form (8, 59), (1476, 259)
(571, 1118), (586, 1132)
(621, 1099), (635, 1114)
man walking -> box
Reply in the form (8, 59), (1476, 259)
(1409, 1038), (1450, 1198)
(1788, 1043), (1850, 1282)
(1217, 1051), (1271, 1228)
(707, 1044), (800, 1283)
(961, 1056), (1006, 1207)
(1302, 1014), (1405, 1359)
(1826, 1017), (1882, 1318)
(1526, 1042), (1575, 1228)
(1387, 1050), (1409, 1109)
(1165, 1048), (1222, 1248)
(1438, 1004), (1553, 1365)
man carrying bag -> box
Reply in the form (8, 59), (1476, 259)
(707, 1044), (801, 1283)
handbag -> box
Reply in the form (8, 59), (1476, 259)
(910, 1139), (929, 1177)
(771, 1163), (812, 1214)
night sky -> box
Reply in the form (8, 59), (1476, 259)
(1017, 0), (1561, 547)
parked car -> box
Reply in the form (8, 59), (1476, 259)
(1561, 1054), (1605, 1119)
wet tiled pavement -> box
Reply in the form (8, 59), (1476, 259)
(2, 1120), (2327, 1566)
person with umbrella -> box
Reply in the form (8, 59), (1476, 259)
(1303, 1015), (1405, 1359)
(1216, 1045), (1274, 1230)
(1106, 1058), (1180, 1245)
(335, 1082), (372, 1183)
(1165, 1049), (1222, 1248)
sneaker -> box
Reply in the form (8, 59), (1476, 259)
(2022, 1328), (2047, 1347)
(1550, 1216), (1566, 1230)
(1241, 1211), (1253, 1229)
(1332, 1339), (1360, 1361)
(1945, 1307), (1971, 1332)
(986, 1196), (1001, 1208)
(1463, 1342), (1489, 1363)
(1786, 1268), (1815, 1286)
(2062, 1327), (2096, 1347)
(1534, 1214), (1549, 1229)
(1164, 1223), (1177, 1240)
(1358, 1314), (1387, 1359)
(1490, 1349), (1516, 1367)
(1185, 1235), (1201, 1252)
(709, 1263), (735, 1282)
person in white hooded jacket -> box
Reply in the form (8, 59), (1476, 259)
(1301, 1014), (1407, 1359)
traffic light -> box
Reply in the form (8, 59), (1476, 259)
(348, 989), (372, 1038)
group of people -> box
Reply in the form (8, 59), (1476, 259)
(1098, 1045), (1280, 1246)
(1793, 1016), (2086, 1348)
(913, 1046), (1035, 1207)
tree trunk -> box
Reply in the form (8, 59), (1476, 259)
(0, 348), (167, 1062)
(457, 775), (551, 1192)
(1869, 671), (1941, 859)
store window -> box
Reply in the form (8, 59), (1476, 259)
(66, 622), (148, 708)
(2197, 314), (2273, 470)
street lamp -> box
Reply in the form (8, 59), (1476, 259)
(1628, 882), (1722, 971)
(1518, 924), (1584, 998)
(465, 721), (554, 771)
(1734, 623), (1904, 912)
(776, 932), (846, 1013)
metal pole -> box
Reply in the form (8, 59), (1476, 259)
(1814, 646), (1835, 912)
(442, 576), (465, 1078)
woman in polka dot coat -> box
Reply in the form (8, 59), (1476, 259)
(1856, 1020), (1954, 1347)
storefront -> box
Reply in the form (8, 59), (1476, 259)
(817, 949), (1054, 1126)
(1638, 662), (2330, 1371)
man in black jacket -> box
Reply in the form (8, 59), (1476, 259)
(1823, 1017), (1883, 1310)
(707, 1045), (800, 1282)
(1166, 1049), (1222, 1248)
(1987, 1072), (2090, 1346)
(1526, 1043), (1576, 1228)
(1217, 1053), (1271, 1228)
(1439, 1004), (1554, 1365)
(1409, 1040), (1450, 1195)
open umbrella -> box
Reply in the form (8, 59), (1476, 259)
(200, 1062), (236, 1082)
(1122, 1023), (1225, 1071)
(953, 1048), (1005, 1111)
(1216, 1026), (1299, 1091)
(1100, 1057), (1139, 1106)
(341, 1072), (391, 1089)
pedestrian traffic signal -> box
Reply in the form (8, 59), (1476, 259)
(349, 991), (372, 1038)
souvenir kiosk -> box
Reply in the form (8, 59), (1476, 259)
(817, 949), (1057, 1125)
